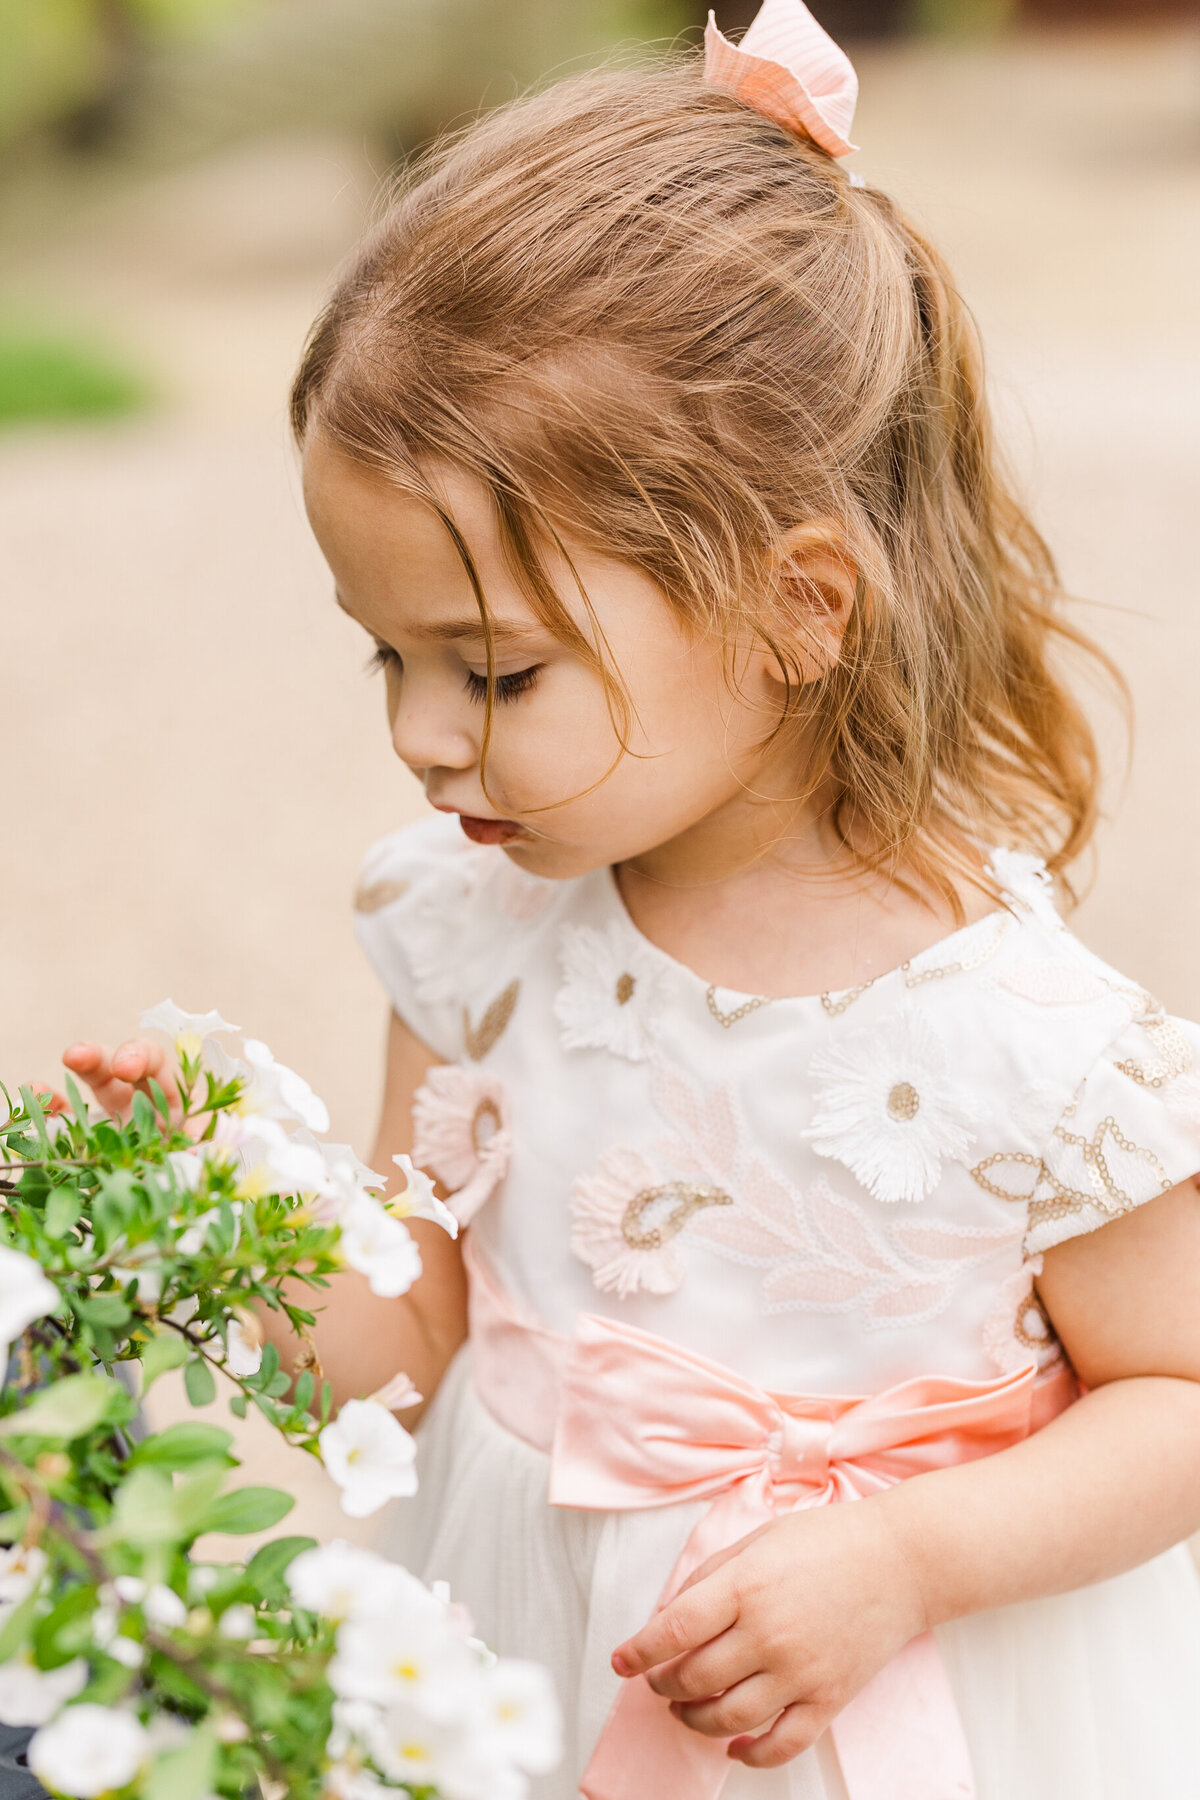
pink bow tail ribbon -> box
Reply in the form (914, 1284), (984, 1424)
(548, 1311), (1075, 1800)
(703, 0), (860, 158)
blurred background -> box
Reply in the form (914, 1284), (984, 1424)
(1, 0), (1197, 1547)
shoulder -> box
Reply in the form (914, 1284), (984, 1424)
(961, 849), (1200, 1253)
(352, 813), (564, 1059)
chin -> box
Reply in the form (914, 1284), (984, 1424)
(501, 836), (609, 882)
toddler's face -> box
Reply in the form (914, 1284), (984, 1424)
(303, 436), (797, 881)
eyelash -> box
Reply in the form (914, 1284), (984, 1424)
(366, 644), (541, 706)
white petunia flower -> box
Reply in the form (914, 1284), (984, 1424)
(0, 1651), (87, 1727)
(369, 1370), (423, 1413)
(217, 1604), (257, 1640)
(390, 1154), (459, 1237)
(28, 1704), (149, 1798)
(0, 1545), (47, 1611)
(287, 1541), (420, 1624)
(471, 1658), (563, 1775)
(338, 1196), (423, 1299)
(329, 1606), (479, 1716)
(0, 1246), (58, 1363)
(214, 1112), (327, 1200)
(139, 1000), (239, 1060)
(367, 1700), (514, 1800)
(110, 1254), (163, 1306)
(804, 1009), (975, 1205)
(239, 1038), (330, 1133)
(320, 1399), (418, 1518)
(224, 1311), (264, 1377)
(554, 922), (667, 1062)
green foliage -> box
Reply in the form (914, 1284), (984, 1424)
(0, 323), (150, 427)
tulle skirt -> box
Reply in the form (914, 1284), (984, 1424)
(371, 1346), (1200, 1800)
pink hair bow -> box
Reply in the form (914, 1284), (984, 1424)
(703, 0), (859, 158)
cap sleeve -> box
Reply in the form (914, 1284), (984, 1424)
(352, 814), (482, 1061)
(1024, 1005), (1200, 1256)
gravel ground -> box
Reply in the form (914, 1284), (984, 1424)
(2, 26), (1197, 1552)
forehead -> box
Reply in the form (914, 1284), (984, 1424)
(302, 433), (540, 639)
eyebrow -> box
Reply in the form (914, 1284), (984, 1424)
(335, 591), (544, 646)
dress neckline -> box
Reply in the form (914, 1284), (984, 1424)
(598, 859), (1019, 1017)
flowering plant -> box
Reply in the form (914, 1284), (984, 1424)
(0, 1005), (559, 1800)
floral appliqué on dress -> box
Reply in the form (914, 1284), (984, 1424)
(554, 922), (669, 1062)
(411, 1067), (512, 1226)
(804, 1008), (975, 1204)
(570, 1147), (732, 1299)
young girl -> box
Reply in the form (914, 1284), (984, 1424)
(65, 3), (1200, 1795)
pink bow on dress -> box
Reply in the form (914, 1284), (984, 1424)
(548, 1309), (1075, 1800)
(703, 0), (859, 157)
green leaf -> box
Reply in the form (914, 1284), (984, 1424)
(244, 1535), (316, 1595)
(104, 1465), (181, 1547)
(0, 1372), (128, 1441)
(147, 1078), (172, 1123)
(183, 1356), (216, 1408)
(44, 1184), (84, 1239)
(195, 1485), (294, 1536)
(131, 1091), (157, 1139)
(228, 1392), (247, 1420)
(17, 1087), (51, 1155)
(0, 1589), (40, 1662)
(139, 1331), (189, 1393)
(142, 1720), (217, 1800)
(292, 1370), (314, 1414)
(75, 1292), (132, 1329)
(132, 1422), (234, 1471)
(64, 1075), (90, 1127)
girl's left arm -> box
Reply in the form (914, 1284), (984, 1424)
(613, 1174), (1200, 1770)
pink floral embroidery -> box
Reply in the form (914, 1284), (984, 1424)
(569, 1148), (732, 1299)
(411, 1067), (511, 1226)
(982, 1254), (1062, 1374)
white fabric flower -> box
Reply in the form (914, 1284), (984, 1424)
(287, 1540), (415, 1623)
(390, 1154), (459, 1237)
(338, 1196), (423, 1298)
(411, 1069), (512, 1226)
(239, 1039), (330, 1133)
(28, 1704), (149, 1798)
(554, 922), (666, 1062)
(0, 1651), (86, 1727)
(0, 1247), (58, 1362)
(804, 1009), (975, 1204)
(139, 1000), (239, 1059)
(320, 1400), (418, 1517)
(986, 848), (1061, 928)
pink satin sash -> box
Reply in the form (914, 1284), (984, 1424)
(463, 1234), (1076, 1800)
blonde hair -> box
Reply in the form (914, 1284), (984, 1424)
(292, 57), (1116, 912)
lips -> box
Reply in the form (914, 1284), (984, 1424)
(456, 815), (525, 847)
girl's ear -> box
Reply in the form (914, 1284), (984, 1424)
(765, 520), (859, 690)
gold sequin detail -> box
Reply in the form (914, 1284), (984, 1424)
(821, 978), (876, 1018)
(463, 980), (520, 1062)
(1014, 1288), (1054, 1352)
(615, 973), (636, 1007)
(886, 1082), (920, 1122)
(354, 877), (410, 914)
(706, 987), (773, 1029)
(972, 1119), (1172, 1230)
(621, 1183), (733, 1250)
(1114, 1010), (1192, 1089)
(902, 913), (1011, 989)
(471, 1097), (502, 1154)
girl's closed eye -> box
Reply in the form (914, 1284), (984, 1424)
(463, 665), (542, 705)
(367, 642), (400, 675)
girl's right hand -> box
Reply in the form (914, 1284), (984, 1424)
(59, 1039), (183, 1125)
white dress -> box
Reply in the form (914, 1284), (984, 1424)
(354, 816), (1200, 1799)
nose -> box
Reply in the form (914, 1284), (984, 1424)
(389, 692), (477, 775)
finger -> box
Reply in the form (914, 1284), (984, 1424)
(671, 1672), (782, 1740)
(674, 1525), (770, 1597)
(728, 1701), (827, 1769)
(62, 1043), (135, 1120)
(111, 1040), (182, 1111)
(646, 1626), (755, 1702)
(612, 1575), (739, 1677)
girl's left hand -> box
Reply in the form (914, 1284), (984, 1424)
(610, 1499), (927, 1770)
